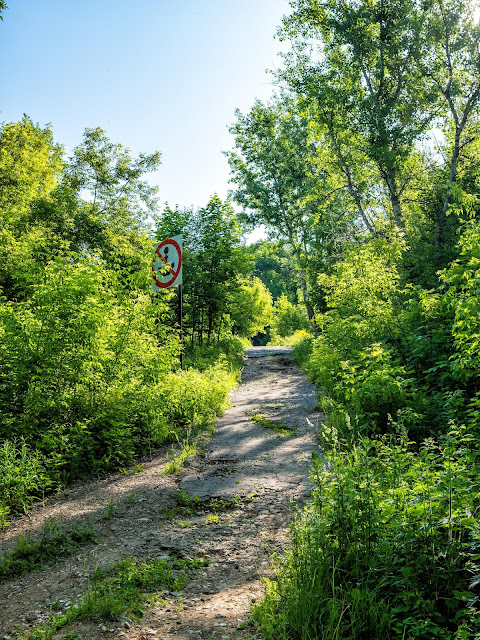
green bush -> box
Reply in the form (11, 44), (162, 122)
(305, 335), (344, 394)
(0, 439), (51, 527)
(149, 362), (238, 437)
(269, 295), (310, 344)
(253, 428), (480, 640)
(292, 333), (314, 367)
(0, 256), (180, 479)
(183, 335), (245, 371)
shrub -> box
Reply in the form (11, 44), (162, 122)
(292, 333), (314, 367)
(0, 439), (51, 527)
(269, 295), (310, 344)
(253, 428), (480, 640)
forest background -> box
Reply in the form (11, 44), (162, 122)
(2, 0), (480, 638)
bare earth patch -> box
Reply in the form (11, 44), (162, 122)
(0, 347), (321, 640)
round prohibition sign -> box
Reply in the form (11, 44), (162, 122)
(152, 237), (182, 289)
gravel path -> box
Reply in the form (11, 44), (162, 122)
(0, 348), (321, 640)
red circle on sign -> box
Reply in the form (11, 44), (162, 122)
(152, 237), (182, 288)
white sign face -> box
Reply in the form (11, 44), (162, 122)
(152, 235), (183, 291)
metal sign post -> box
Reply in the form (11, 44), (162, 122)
(152, 235), (183, 369)
(178, 284), (183, 370)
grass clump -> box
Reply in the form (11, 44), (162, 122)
(252, 427), (480, 639)
(164, 441), (197, 475)
(175, 488), (257, 513)
(21, 555), (206, 639)
(249, 412), (295, 437)
(0, 519), (96, 582)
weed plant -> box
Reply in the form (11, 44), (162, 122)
(21, 555), (206, 640)
(253, 427), (480, 639)
(0, 519), (96, 582)
(249, 412), (295, 436)
(0, 439), (51, 527)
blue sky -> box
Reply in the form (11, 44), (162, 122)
(0, 0), (290, 211)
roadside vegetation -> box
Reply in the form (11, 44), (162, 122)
(224, 1), (480, 638)
(0, 120), (267, 529)
(0, 518), (96, 582)
(20, 555), (206, 640)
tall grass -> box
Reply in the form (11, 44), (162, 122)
(253, 427), (480, 640)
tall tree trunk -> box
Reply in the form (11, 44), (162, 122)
(326, 122), (376, 234)
(191, 291), (196, 348)
(287, 227), (316, 324)
(207, 308), (214, 345)
(199, 308), (204, 345)
(384, 169), (405, 231)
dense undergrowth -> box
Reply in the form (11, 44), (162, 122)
(0, 330), (241, 529)
(254, 430), (480, 639)
(252, 222), (480, 639)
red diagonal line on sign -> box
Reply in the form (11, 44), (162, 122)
(156, 249), (175, 276)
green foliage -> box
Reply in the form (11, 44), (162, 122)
(442, 219), (480, 381)
(0, 117), (65, 298)
(0, 439), (51, 526)
(241, 5), (480, 639)
(152, 361), (238, 432)
(156, 195), (251, 345)
(253, 428), (480, 640)
(247, 240), (301, 303)
(268, 295), (310, 344)
(317, 237), (404, 351)
(0, 255), (178, 479)
(22, 555), (205, 639)
(313, 342), (416, 434)
(230, 276), (273, 339)
(279, 0), (441, 232)
(183, 335), (245, 371)
(292, 333), (314, 368)
(0, 519), (96, 581)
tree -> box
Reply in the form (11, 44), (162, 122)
(62, 127), (162, 282)
(230, 277), (273, 339)
(0, 117), (64, 298)
(66, 128), (161, 231)
(270, 294), (310, 341)
(417, 0), (480, 244)
(278, 0), (438, 232)
(155, 195), (251, 345)
(226, 94), (356, 322)
(247, 240), (302, 303)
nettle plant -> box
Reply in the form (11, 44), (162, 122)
(254, 427), (480, 640)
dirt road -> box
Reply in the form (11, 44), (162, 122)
(0, 347), (321, 640)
